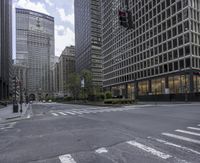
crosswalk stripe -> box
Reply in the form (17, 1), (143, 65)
(59, 154), (76, 163)
(51, 113), (59, 116)
(65, 111), (75, 115)
(127, 140), (172, 159)
(69, 111), (82, 114)
(187, 127), (200, 131)
(175, 129), (200, 137)
(162, 133), (200, 144)
(148, 136), (200, 155)
(58, 112), (67, 116)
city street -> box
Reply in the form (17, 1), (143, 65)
(0, 103), (200, 163)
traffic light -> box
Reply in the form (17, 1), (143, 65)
(118, 10), (128, 28)
(118, 10), (133, 29)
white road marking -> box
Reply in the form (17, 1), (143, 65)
(58, 112), (67, 116)
(0, 122), (17, 130)
(51, 113), (59, 116)
(187, 127), (200, 131)
(127, 140), (172, 159)
(59, 154), (76, 163)
(198, 124), (200, 127)
(65, 111), (75, 115)
(148, 136), (200, 155)
(95, 147), (108, 154)
(162, 133), (200, 144)
(175, 129), (200, 137)
(70, 111), (82, 114)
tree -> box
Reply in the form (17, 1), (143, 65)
(67, 73), (81, 100)
(81, 69), (94, 98)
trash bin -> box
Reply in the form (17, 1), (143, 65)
(13, 104), (19, 113)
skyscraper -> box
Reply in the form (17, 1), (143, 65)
(74, 0), (102, 86)
(55, 46), (75, 96)
(16, 8), (55, 100)
(0, 0), (12, 100)
(101, 0), (200, 101)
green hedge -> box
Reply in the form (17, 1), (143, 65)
(104, 99), (134, 104)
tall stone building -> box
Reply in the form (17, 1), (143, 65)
(0, 0), (12, 100)
(16, 8), (55, 100)
(53, 46), (75, 97)
(74, 0), (102, 86)
(101, 0), (200, 101)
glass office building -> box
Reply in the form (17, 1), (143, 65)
(0, 0), (12, 100)
(102, 0), (200, 101)
(74, 0), (102, 86)
(16, 8), (55, 100)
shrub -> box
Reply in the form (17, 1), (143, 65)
(64, 96), (73, 101)
(105, 91), (112, 99)
(104, 99), (134, 104)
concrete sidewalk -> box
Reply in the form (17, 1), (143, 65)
(0, 103), (30, 123)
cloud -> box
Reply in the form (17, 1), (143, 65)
(57, 8), (74, 25)
(14, 0), (50, 15)
(44, 0), (53, 6)
(55, 25), (75, 56)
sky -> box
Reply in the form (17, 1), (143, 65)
(13, 0), (75, 57)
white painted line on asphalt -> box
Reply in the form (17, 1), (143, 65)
(58, 112), (67, 116)
(65, 111), (76, 115)
(148, 136), (200, 155)
(95, 147), (108, 154)
(187, 127), (200, 131)
(70, 111), (82, 114)
(198, 124), (200, 127)
(162, 133), (200, 145)
(51, 113), (59, 116)
(127, 140), (172, 159)
(175, 129), (200, 137)
(59, 154), (76, 163)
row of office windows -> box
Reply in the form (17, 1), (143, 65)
(104, 57), (200, 86)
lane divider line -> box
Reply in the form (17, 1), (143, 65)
(175, 129), (200, 137)
(59, 154), (76, 163)
(162, 133), (200, 145)
(127, 140), (172, 160)
(148, 136), (200, 155)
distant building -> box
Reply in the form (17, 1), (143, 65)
(74, 0), (102, 86)
(101, 0), (200, 101)
(0, 0), (12, 100)
(53, 46), (75, 97)
(15, 8), (55, 100)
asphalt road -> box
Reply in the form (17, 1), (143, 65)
(0, 102), (200, 163)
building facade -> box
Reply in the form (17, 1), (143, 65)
(53, 46), (75, 97)
(102, 0), (200, 101)
(74, 0), (102, 86)
(16, 8), (55, 100)
(0, 0), (12, 100)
